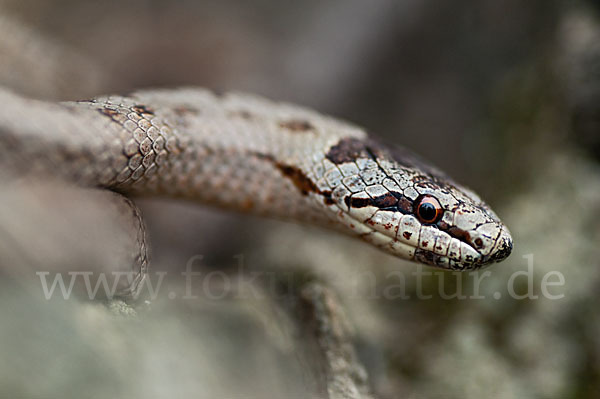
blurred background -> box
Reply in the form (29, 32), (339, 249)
(0, 0), (599, 398)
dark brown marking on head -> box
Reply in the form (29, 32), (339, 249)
(342, 190), (415, 213)
(344, 196), (374, 208)
(325, 138), (386, 164)
(358, 137), (459, 189)
(392, 193), (414, 214)
(352, 196), (375, 208)
(133, 104), (154, 115)
(446, 226), (471, 244)
(397, 198), (413, 214)
(403, 232), (412, 240)
(438, 220), (485, 253)
(325, 137), (460, 204)
(372, 193), (398, 208)
(278, 120), (314, 132)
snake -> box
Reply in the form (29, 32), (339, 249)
(0, 87), (512, 272)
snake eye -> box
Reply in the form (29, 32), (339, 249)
(415, 195), (443, 224)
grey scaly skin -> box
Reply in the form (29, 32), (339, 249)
(0, 87), (512, 271)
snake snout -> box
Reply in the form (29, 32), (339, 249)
(478, 226), (513, 266)
(489, 227), (513, 263)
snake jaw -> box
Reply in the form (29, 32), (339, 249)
(326, 199), (492, 270)
(338, 206), (512, 270)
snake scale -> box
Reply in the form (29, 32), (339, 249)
(0, 87), (512, 272)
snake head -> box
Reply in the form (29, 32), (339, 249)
(322, 137), (513, 270)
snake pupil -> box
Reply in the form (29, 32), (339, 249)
(419, 203), (436, 221)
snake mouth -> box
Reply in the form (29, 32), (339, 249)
(332, 208), (487, 270)
(414, 225), (513, 270)
(355, 217), (512, 271)
(415, 225), (513, 270)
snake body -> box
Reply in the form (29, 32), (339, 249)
(0, 87), (512, 270)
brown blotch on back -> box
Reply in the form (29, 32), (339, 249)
(100, 108), (119, 118)
(132, 104), (154, 115)
(275, 163), (319, 196)
(253, 151), (331, 201)
(278, 119), (314, 132)
(98, 108), (124, 124)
